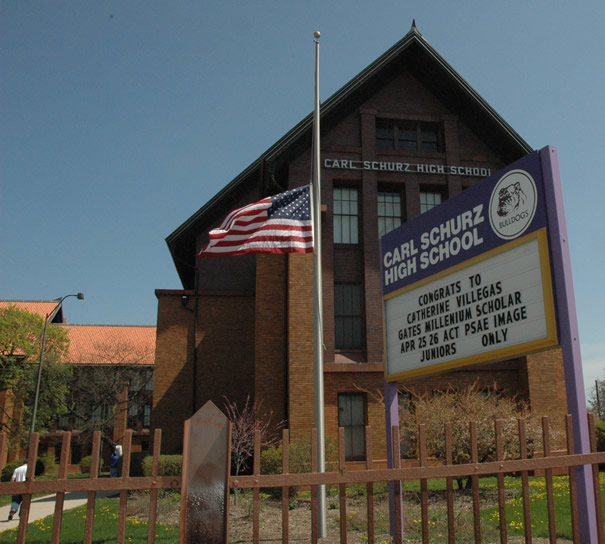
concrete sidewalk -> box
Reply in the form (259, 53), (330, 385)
(0, 491), (117, 533)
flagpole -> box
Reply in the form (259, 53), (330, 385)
(311, 30), (327, 538)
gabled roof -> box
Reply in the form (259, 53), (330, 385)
(60, 324), (156, 366)
(166, 24), (533, 288)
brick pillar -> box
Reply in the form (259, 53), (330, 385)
(255, 253), (287, 425)
(113, 381), (129, 445)
(525, 349), (567, 419)
(287, 253), (315, 440)
(152, 290), (195, 453)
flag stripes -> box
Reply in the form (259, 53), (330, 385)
(198, 185), (313, 256)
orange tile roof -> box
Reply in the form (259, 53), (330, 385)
(0, 300), (155, 366)
(0, 300), (62, 320)
(60, 325), (156, 366)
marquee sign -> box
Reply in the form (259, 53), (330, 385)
(380, 149), (559, 381)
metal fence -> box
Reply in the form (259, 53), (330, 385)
(0, 428), (179, 544)
(2, 413), (605, 543)
(231, 415), (605, 544)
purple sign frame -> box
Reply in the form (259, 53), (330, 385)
(380, 149), (548, 296)
(381, 146), (596, 542)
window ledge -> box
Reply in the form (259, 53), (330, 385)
(325, 362), (384, 373)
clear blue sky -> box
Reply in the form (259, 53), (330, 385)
(2, 2), (604, 396)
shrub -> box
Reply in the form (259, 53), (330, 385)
(142, 454), (182, 477)
(595, 421), (605, 452)
(37, 453), (57, 475)
(261, 436), (337, 476)
(80, 455), (93, 474)
(261, 436), (338, 498)
(0, 459), (43, 480)
(399, 381), (564, 489)
(260, 444), (283, 475)
(1, 460), (22, 482)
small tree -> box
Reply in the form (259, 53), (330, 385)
(64, 339), (154, 449)
(588, 379), (605, 420)
(399, 381), (563, 489)
(223, 395), (284, 502)
(0, 305), (71, 451)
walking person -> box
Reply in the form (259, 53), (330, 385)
(8, 459), (28, 521)
(110, 449), (120, 478)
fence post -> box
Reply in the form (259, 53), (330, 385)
(384, 379), (404, 541)
(179, 400), (231, 544)
(0, 432), (6, 473)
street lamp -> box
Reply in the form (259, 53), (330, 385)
(29, 293), (85, 442)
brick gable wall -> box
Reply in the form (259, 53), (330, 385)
(154, 56), (568, 460)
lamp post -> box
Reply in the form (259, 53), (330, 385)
(29, 293), (84, 443)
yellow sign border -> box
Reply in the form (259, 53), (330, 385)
(383, 228), (558, 381)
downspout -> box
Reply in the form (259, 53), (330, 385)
(192, 270), (200, 416)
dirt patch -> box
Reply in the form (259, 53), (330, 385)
(128, 490), (573, 543)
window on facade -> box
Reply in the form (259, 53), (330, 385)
(131, 369), (152, 392)
(334, 283), (364, 350)
(419, 190), (443, 214)
(377, 191), (403, 237)
(57, 414), (69, 430)
(128, 403), (141, 429)
(376, 119), (444, 152)
(144, 405), (151, 427)
(91, 404), (108, 425)
(334, 187), (359, 244)
(338, 393), (366, 461)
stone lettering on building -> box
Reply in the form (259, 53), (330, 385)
(324, 158), (492, 177)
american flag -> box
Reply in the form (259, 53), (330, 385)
(197, 185), (314, 257)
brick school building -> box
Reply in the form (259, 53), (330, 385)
(152, 25), (567, 462)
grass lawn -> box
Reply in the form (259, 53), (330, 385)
(481, 475), (591, 540)
(0, 498), (180, 544)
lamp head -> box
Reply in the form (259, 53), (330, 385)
(76, 293), (85, 300)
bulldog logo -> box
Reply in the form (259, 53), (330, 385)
(496, 182), (527, 217)
(489, 170), (537, 240)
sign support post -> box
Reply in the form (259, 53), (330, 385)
(540, 146), (597, 543)
(380, 146), (597, 543)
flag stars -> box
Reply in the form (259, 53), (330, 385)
(269, 186), (311, 221)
